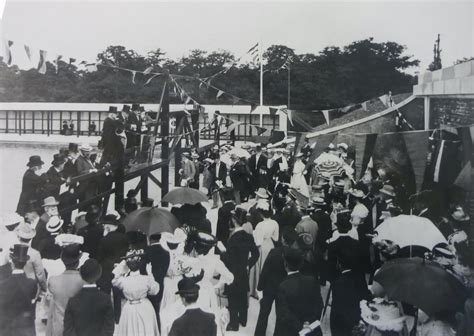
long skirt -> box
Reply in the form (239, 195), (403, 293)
(160, 276), (180, 312)
(117, 299), (160, 336)
(248, 238), (274, 297)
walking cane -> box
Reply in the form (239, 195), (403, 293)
(321, 283), (332, 319)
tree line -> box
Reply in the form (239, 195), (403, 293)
(0, 38), (420, 109)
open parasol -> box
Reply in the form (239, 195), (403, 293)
(162, 187), (208, 205)
(374, 215), (447, 251)
(227, 147), (251, 159)
(374, 257), (468, 315)
(122, 207), (180, 236)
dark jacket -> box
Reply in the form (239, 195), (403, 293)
(78, 224), (104, 259)
(44, 166), (65, 199)
(169, 308), (217, 336)
(64, 286), (115, 336)
(142, 243), (170, 304)
(0, 272), (37, 336)
(209, 162), (227, 191)
(275, 272), (323, 336)
(257, 246), (287, 295)
(327, 234), (363, 282)
(216, 201), (235, 246)
(16, 169), (46, 215)
(330, 270), (371, 335)
(229, 161), (248, 192)
(223, 230), (259, 293)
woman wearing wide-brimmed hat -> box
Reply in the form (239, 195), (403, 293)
(112, 249), (160, 336)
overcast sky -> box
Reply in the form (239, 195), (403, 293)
(1, 0), (473, 73)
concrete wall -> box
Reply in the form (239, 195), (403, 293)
(414, 60), (474, 96)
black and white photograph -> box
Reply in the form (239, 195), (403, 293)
(0, 0), (473, 335)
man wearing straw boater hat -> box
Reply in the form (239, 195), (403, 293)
(0, 244), (38, 336)
(17, 155), (46, 216)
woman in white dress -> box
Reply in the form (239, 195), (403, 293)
(249, 200), (279, 297)
(290, 153), (310, 198)
(159, 230), (190, 312)
(112, 249), (160, 336)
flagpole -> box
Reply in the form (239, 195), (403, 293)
(259, 40), (263, 127)
(287, 61), (291, 109)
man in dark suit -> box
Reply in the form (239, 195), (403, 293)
(330, 254), (372, 336)
(44, 154), (67, 199)
(275, 248), (324, 336)
(222, 214), (260, 331)
(209, 154), (227, 209)
(141, 233), (170, 327)
(0, 245), (37, 336)
(169, 278), (217, 336)
(17, 155), (47, 215)
(310, 197), (332, 285)
(64, 259), (115, 336)
(77, 205), (103, 259)
(96, 214), (129, 323)
(327, 211), (363, 282)
(216, 189), (235, 247)
(248, 145), (268, 194)
(255, 227), (298, 336)
(229, 153), (248, 205)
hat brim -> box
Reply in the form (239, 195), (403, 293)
(18, 231), (36, 240)
(255, 192), (269, 199)
(451, 214), (470, 222)
(43, 202), (60, 207)
(27, 160), (44, 167)
(176, 285), (200, 295)
(11, 255), (30, 262)
(380, 189), (395, 197)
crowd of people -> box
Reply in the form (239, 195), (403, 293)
(2, 119), (474, 336)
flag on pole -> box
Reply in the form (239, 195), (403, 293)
(52, 55), (62, 74)
(248, 43), (259, 62)
(37, 50), (48, 74)
(69, 58), (76, 64)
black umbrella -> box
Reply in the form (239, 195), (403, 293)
(162, 187), (208, 205)
(122, 207), (180, 236)
(374, 257), (468, 315)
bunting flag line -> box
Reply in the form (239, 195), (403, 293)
(379, 94), (389, 107)
(37, 50), (48, 74)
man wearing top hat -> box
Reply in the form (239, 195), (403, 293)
(125, 103), (142, 161)
(168, 278), (217, 336)
(17, 155), (47, 215)
(0, 244), (38, 336)
(44, 154), (67, 200)
(248, 145), (268, 194)
(46, 244), (84, 336)
(100, 106), (118, 150)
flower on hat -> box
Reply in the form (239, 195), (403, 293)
(360, 298), (406, 332)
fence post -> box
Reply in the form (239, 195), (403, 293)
(160, 77), (170, 206)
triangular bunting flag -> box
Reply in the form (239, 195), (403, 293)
(24, 45), (32, 61)
(37, 50), (48, 74)
(287, 109), (294, 127)
(256, 126), (267, 135)
(144, 73), (159, 86)
(269, 107), (277, 116)
(250, 104), (258, 113)
(1, 39), (13, 65)
(362, 101), (368, 111)
(143, 66), (153, 75)
(357, 133), (378, 179)
(216, 90), (224, 100)
(454, 161), (473, 192)
(379, 94), (389, 107)
(185, 96), (192, 105)
(401, 131), (430, 192)
(232, 96), (240, 105)
(131, 70), (136, 84)
(69, 58), (76, 64)
(321, 110), (330, 125)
